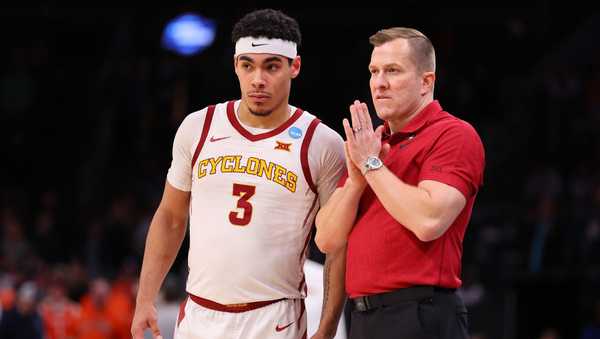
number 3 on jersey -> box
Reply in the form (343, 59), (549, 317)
(229, 183), (256, 226)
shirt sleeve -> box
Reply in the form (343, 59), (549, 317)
(308, 124), (346, 206)
(166, 109), (207, 191)
(418, 121), (485, 198)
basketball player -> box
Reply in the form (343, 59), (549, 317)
(131, 9), (347, 339)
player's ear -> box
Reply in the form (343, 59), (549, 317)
(290, 56), (301, 79)
(233, 56), (239, 75)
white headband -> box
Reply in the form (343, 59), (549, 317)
(234, 37), (297, 59)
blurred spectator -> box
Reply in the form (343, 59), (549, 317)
(39, 271), (81, 339)
(106, 261), (136, 339)
(0, 274), (16, 312)
(78, 278), (116, 339)
(0, 281), (44, 339)
(527, 197), (562, 273)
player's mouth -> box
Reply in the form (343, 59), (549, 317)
(248, 92), (271, 103)
(375, 94), (391, 100)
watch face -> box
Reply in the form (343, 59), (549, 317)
(368, 157), (382, 168)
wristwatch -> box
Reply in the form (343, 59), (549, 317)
(362, 156), (383, 175)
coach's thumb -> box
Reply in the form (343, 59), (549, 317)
(374, 125), (385, 139)
(149, 319), (162, 339)
(380, 142), (391, 159)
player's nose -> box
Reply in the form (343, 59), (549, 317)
(251, 70), (267, 88)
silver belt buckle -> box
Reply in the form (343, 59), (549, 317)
(354, 296), (370, 312)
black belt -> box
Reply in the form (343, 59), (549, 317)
(351, 286), (456, 312)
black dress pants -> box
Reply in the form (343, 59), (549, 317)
(350, 287), (469, 339)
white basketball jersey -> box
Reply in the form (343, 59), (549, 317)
(167, 100), (344, 305)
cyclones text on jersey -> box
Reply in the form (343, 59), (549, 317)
(196, 155), (298, 192)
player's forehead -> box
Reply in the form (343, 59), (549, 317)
(237, 53), (287, 64)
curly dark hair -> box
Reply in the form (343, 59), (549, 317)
(231, 9), (301, 49)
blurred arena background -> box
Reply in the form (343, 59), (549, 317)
(0, 4), (599, 339)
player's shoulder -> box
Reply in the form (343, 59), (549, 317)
(296, 107), (343, 142)
(182, 109), (205, 124)
(296, 113), (343, 158)
(186, 101), (226, 119)
(179, 101), (228, 128)
(313, 120), (344, 145)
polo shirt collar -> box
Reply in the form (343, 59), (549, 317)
(383, 100), (443, 144)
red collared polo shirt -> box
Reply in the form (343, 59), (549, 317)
(342, 100), (485, 298)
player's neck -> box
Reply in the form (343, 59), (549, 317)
(237, 100), (291, 129)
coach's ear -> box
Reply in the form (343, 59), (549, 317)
(420, 71), (435, 96)
(290, 55), (301, 79)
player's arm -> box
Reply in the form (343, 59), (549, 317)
(314, 175), (363, 254)
(131, 109), (201, 338)
(312, 245), (347, 339)
(312, 122), (361, 254)
(306, 124), (349, 338)
(131, 182), (190, 339)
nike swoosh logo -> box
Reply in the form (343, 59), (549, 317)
(210, 136), (230, 142)
(252, 42), (268, 47)
(275, 321), (294, 332)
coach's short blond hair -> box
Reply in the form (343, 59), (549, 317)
(369, 27), (436, 73)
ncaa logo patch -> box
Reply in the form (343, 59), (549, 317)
(288, 126), (302, 139)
